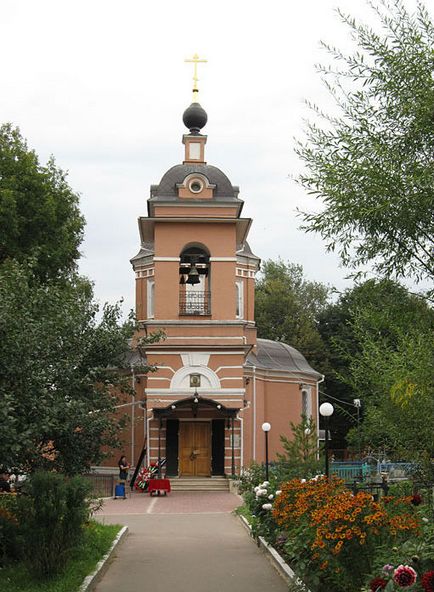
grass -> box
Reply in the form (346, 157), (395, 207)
(1, 521), (122, 592)
(234, 504), (253, 524)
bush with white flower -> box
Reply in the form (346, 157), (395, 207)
(241, 478), (284, 544)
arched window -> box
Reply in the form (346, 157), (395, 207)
(179, 245), (210, 315)
(301, 387), (312, 418)
(147, 279), (155, 319)
(235, 280), (244, 319)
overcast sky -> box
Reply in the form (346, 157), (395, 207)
(0, 0), (425, 316)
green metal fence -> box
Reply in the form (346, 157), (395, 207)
(330, 462), (371, 481)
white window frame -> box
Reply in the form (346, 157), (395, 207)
(147, 280), (155, 319)
(235, 280), (244, 319)
(301, 387), (312, 418)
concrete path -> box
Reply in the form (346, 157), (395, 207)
(95, 492), (288, 592)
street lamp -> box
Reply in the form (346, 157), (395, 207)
(353, 399), (362, 459)
(262, 422), (271, 481)
(319, 402), (334, 478)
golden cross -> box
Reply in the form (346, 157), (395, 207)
(184, 53), (207, 101)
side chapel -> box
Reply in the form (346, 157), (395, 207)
(102, 63), (323, 480)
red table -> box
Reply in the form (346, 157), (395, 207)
(147, 478), (171, 496)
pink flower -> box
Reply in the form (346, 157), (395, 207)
(393, 565), (417, 588)
(422, 570), (434, 592)
(411, 493), (422, 506)
(370, 576), (387, 591)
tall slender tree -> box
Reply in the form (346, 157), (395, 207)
(297, 0), (434, 287)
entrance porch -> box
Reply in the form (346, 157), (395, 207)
(151, 396), (241, 478)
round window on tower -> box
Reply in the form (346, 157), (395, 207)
(189, 179), (203, 194)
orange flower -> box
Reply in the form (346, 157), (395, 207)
(333, 540), (343, 555)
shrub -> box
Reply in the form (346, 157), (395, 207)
(17, 471), (92, 579)
(243, 479), (280, 543)
(239, 462), (266, 494)
(387, 480), (413, 497)
(0, 495), (20, 564)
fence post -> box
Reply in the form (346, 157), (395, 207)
(352, 480), (358, 495)
(381, 474), (389, 496)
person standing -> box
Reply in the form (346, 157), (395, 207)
(118, 456), (130, 482)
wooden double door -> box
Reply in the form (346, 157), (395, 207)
(179, 422), (211, 477)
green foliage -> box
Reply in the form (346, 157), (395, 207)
(387, 480), (413, 497)
(276, 416), (322, 480)
(16, 471), (91, 579)
(340, 282), (434, 467)
(363, 516), (434, 592)
(297, 0), (434, 285)
(255, 259), (330, 372)
(239, 461), (266, 494)
(318, 278), (434, 465)
(0, 496), (20, 565)
(0, 260), (153, 474)
(0, 124), (85, 280)
(241, 476), (280, 544)
(0, 125), (160, 474)
(0, 521), (121, 592)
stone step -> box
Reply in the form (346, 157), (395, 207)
(172, 487), (229, 492)
(169, 477), (229, 492)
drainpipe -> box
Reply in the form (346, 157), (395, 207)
(131, 367), (135, 470)
(239, 416), (244, 471)
(158, 419), (162, 478)
(143, 398), (147, 464)
(147, 415), (151, 466)
(237, 404), (250, 472)
(253, 365), (257, 459)
(231, 417), (235, 477)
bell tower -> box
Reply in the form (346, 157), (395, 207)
(130, 65), (260, 477)
(132, 81), (259, 332)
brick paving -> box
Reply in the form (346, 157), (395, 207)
(96, 490), (242, 515)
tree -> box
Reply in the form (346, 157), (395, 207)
(255, 259), (330, 372)
(0, 124), (84, 280)
(319, 279), (434, 470)
(0, 260), (146, 474)
(317, 278), (427, 449)
(345, 288), (434, 469)
(297, 0), (434, 286)
(276, 416), (322, 479)
(0, 125), (159, 474)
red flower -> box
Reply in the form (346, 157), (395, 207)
(393, 565), (417, 588)
(411, 494), (422, 506)
(422, 571), (434, 592)
(370, 576), (387, 591)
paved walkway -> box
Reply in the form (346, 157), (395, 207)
(95, 491), (288, 592)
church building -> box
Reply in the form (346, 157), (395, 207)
(103, 66), (323, 481)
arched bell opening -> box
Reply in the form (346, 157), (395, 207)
(179, 245), (211, 315)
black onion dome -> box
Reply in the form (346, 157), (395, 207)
(183, 102), (208, 133)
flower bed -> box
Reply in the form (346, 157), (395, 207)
(241, 475), (434, 592)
